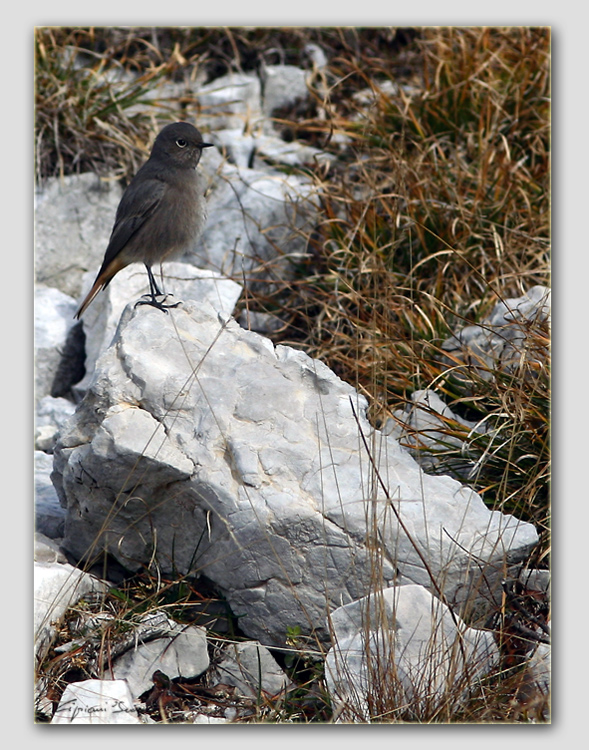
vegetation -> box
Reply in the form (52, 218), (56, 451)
(35, 26), (550, 723)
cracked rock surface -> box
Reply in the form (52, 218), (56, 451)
(52, 299), (538, 647)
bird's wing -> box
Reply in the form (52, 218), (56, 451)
(100, 176), (167, 269)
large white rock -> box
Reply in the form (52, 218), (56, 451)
(74, 262), (242, 395)
(53, 300), (538, 647)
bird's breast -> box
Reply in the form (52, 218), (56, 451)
(138, 171), (207, 264)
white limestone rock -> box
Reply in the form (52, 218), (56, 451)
(325, 584), (499, 721)
(195, 72), (263, 131)
(34, 285), (79, 403)
(261, 64), (309, 120)
(385, 389), (488, 477)
(209, 641), (292, 699)
(35, 173), (122, 299)
(195, 162), (318, 286)
(74, 263), (242, 395)
(34, 551), (107, 662)
(254, 133), (334, 168)
(210, 128), (256, 168)
(112, 622), (209, 698)
(442, 285), (551, 379)
(34, 532), (68, 564)
(35, 395), (76, 453)
(51, 679), (140, 724)
(53, 300), (538, 647)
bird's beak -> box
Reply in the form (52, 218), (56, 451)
(201, 142), (215, 149)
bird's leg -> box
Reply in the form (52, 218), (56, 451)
(147, 264), (162, 297)
(135, 264), (180, 313)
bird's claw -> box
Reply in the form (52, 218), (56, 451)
(135, 294), (181, 313)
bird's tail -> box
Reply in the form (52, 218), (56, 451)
(74, 256), (127, 319)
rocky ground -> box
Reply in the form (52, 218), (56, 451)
(34, 36), (550, 724)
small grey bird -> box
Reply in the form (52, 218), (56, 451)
(75, 122), (213, 319)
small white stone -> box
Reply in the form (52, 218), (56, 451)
(51, 679), (141, 724)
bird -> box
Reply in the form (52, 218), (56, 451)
(75, 122), (214, 319)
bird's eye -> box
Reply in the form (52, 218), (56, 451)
(176, 138), (187, 148)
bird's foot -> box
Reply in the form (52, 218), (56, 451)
(135, 294), (181, 313)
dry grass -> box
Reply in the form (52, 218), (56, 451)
(35, 26), (550, 723)
(35, 27), (207, 183)
(240, 25), (550, 560)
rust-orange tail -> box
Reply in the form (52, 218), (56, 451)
(74, 256), (127, 319)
